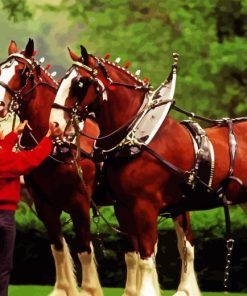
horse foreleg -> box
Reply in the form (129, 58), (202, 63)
(123, 251), (139, 296)
(50, 238), (79, 296)
(35, 202), (78, 296)
(77, 243), (103, 296)
(114, 206), (139, 296)
(173, 214), (201, 296)
(70, 204), (103, 296)
(133, 203), (160, 296)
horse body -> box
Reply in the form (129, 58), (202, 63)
(0, 40), (103, 296)
(50, 47), (204, 296)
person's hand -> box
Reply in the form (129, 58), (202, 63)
(46, 122), (63, 139)
(14, 120), (31, 135)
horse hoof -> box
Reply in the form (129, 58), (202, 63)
(48, 288), (68, 296)
(79, 290), (100, 296)
(122, 291), (137, 296)
(79, 293), (90, 296)
(172, 292), (187, 296)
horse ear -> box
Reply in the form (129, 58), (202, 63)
(8, 40), (18, 55)
(24, 38), (34, 58)
(68, 47), (80, 62)
(80, 45), (89, 65)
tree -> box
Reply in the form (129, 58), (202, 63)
(1, 0), (247, 118)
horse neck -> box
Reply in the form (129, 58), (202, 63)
(95, 60), (147, 135)
(20, 73), (57, 143)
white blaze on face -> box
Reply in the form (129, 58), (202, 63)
(50, 69), (78, 130)
(0, 59), (18, 112)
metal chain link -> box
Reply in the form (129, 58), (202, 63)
(183, 236), (188, 273)
(223, 238), (235, 290)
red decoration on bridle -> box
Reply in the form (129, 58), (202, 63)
(124, 61), (131, 69)
(143, 77), (150, 84)
(45, 64), (52, 70)
(104, 53), (111, 60)
(98, 75), (116, 91)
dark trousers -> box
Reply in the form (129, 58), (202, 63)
(0, 210), (16, 296)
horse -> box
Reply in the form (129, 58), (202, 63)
(49, 46), (209, 296)
(0, 39), (103, 296)
(0, 40), (200, 296)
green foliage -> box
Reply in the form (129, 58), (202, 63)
(0, 0), (32, 21)
(1, 0), (247, 239)
(16, 200), (247, 239)
(1, 0), (247, 119)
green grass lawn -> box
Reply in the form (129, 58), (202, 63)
(8, 286), (246, 295)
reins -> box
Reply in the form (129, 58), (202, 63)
(78, 99), (175, 143)
(72, 116), (129, 236)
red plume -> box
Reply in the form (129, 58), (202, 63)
(33, 50), (37, 56)
(143, 77), (150, 84)
(45, 64), (52, 70)
(104, 53), (111, 60)
(124, 61), (131, 69)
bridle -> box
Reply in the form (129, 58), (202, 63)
(52, 57), (153, 144)
(0, 53), (57, 116)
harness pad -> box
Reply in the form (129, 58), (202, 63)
(181, 120), (215, 189)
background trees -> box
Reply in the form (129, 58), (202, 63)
(1, 0), (247, 118)
(1, 1), (247, 291)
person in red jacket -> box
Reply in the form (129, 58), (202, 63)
(0, 121), (60, 296)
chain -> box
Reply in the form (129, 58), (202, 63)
(183, 236), (188, 273)
(93, 215), (106, 261)
(223, 238), (235, 290)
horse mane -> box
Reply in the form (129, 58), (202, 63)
(91, 54), (149, 87)
(33, 59), (59, 88)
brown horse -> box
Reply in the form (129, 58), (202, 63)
(49, 47), (212, 296)
(0, 39), (103, 296)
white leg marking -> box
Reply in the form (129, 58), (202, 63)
(122, 252), (139, 296)
(173, 220), (201, 296)
(49, 238), (79, 296)
(78, 243), (103, 296)
(137, 256), (161, 296)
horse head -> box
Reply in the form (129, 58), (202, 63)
(0, 38), (57, 123)
(50, 45), (100, 141)
(50, 45), (149, 143)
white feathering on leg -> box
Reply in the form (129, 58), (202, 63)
(49, 238), (79, 296)
(78, 242), (103, 296)
(173, 220), (201, 296)
(122, 252), (139, 296)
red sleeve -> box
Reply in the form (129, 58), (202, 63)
(0, 137), (53, 179)
(0, 132), (18, 150)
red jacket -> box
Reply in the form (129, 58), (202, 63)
(0, 131), (53, 211)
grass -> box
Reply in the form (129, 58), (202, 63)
(8, 286), (246, 295)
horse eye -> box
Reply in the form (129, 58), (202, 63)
(78, 82), (84, 88)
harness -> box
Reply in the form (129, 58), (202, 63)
(51, 52), (245, 289)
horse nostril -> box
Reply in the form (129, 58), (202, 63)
(53, 121), (59, 128)
(0, 101), (5, 111)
